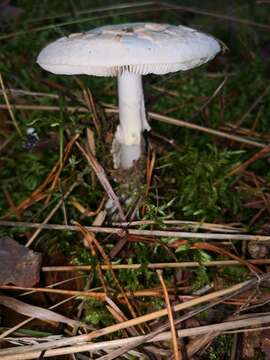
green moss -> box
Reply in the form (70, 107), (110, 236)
(1, 0), (270, 350)
(155, 145), (244, 221)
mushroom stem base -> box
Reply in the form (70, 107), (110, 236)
(113, 71), (150, 169)
(112, 140), (141, 170)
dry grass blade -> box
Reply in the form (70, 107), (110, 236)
(75, 77), (101, 136)
(25, 181), (79, 247)
(158, 1), (270, 30)
(229, 143), (270, 176)
(187, 332), (218, 358)
(145, 150), (156, 197)
(86, 279), (253, 360)
(86, 128), (96, 156)
(105, 297), (139, 337)
(0, 285), (105, 300)
(190, 241), (260, 274)
(0, 103), (88, 112)
(0, 295), (85, 328)
(0, 101), (264, 148)
(0, 73), (22, 137)
(74, 222), (141, 326)
(0, 275), (264, 359)
(75, 141), (126, 220)
(0, 296), (76, 340)
(0, 275), (84, 339)
(40, 258), (270, 272)
(190, 76), (227, 119)
(3, 313), (270, 359)
(2, 133), (79, 219)
(148, 111), (265, 148)
(104, 108), (265, 148)
(0, 88), (59, 99)
(157, 270), (181, 360)
(235, 82), (270, 128)
(0, 134), (14, 153)
(112, 220), (243, 233)
(0, 6), (166, 40)
(26, 1), (157, 24)
(1, 220), (270, 241)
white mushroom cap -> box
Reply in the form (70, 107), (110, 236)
(37, 23), (221, 77)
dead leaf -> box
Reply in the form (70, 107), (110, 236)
(0, 237), (41, 287)
(0, 295), (85, 328)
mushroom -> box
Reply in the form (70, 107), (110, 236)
(37, 23), (221, 169)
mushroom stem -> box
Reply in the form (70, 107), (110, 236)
(112, 71), (150, 169)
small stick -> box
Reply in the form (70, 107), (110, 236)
(104, 108), (265, 148)
(1, 220), (270, 241)
(0, 285), (105, 300)
(112, 220), (243, 233)
(41, 258), (270, 273)
(148, 111), (265, 148)
(0, 104), (87, 112)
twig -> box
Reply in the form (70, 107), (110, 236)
(1, 220), (270, 241)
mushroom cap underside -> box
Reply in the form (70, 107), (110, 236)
(37, 22), (221, 76)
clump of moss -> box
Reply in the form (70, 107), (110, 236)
(155, 144), (244, 221)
